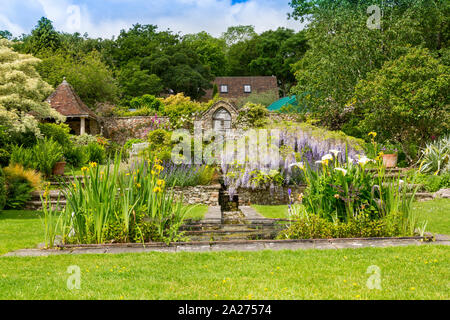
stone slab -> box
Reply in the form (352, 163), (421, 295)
(3, 237), (447, 257)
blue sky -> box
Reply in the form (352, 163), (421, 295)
(0, 0), (305, 38)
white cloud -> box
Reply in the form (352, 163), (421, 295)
(2, 0), (305, 38)
(0, 15), (26, 35)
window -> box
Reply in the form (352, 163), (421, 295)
(244, 85), (252, 93)
(220, 85), (228, 93)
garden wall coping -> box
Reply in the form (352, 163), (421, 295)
(4, 236), (447, 257)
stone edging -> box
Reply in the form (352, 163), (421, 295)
(4, 236), (448, 257)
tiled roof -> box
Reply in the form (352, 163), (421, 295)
(46, 79), (97, 119)
(204, 76), (278, 100)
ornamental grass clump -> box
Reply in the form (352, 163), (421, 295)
(46, 153), (190, 247)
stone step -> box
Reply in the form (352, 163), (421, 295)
(186, 229), (279, 241)
(24, 200), (67, 211)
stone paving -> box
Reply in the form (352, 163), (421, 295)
(3, 236), (447, 257)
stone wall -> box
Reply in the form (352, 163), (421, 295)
(171, 184), (221, 206)
(101, 116), (170, 145)
(268, 112), (302, 124)
(170, 184), (306, 207)
(235, 185), (307, 206)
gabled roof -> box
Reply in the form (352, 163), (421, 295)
(46, 79), (97, 119)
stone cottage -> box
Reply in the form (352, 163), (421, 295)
(46, 78), (99, 135)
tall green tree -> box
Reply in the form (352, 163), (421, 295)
(21, 17), (62, 54)
(289, 0), (449, 130)
(37, 50), (119, 108)
(354, 47), (450, 160)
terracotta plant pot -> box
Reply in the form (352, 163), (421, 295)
(52, 161), (66, 176)
(382, 154), (398, 168)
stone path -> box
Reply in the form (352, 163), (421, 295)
(200, 206), (221, 223)
(3, 236), (447, 257)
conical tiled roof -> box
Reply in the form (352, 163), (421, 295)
(47, 79), (97, 119)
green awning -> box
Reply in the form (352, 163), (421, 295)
(267, 95), (298, 111)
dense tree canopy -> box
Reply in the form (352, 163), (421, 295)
(289, 0), (449, 130)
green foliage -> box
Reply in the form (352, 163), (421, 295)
(355, 48), (450, 160)
(64, 145), (88, 168)
(118, 62), (163, 100)
(130, 94), (163, 111)
(55, 154), (190, 246)
(236, 102), (269, 129)
(236, 89), (279, 108)
(414, 172), (450, 193)
(290, 0), (449, 131)
(22, 17), (61, 54)
(0, 168), (6, 210)
(10, 139), (63, 176)
(3, 165), (41, 210)
(37, 50), (119, 108)
(161, 93), (206, 129)
(147, 129), (173, 161)
(418, 135), (450, 175)
(0, 148), (10, 167)
(0, 39), (65, 137)
(278, 214), (391, 239)
(86, 143), (106, 165)
(124, 139), (144, 151)
(38, 123), (71, 146)
(183, 32), (228, 76)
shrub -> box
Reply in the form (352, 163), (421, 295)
(236, 89), (279, 108)
(147, 129), (173, 161)
(3, 164), (42, 209)
(278, 214), (392, 239)
(161, 163), (216, 187)
(38, 123), (71, 147)
(86, 142), (105, 164)
(236, 102), (269, 129)
(415, 172), (450, 192)
(64, 145), (88, 168)
(0, 148), (10, 167)
(418, 135), (449, 175)
(10, 139), (63, 176)
(161, 93), (206, 129)
(129, 94), (164, 112)
(72, 134), (99, 146)
(0, 167), (6, 210)
(33, 139), (64, 176)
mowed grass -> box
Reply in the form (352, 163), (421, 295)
(0, 204), (448, 300)
(413, 199), (450, 235)
(0, 211), (43, 255)
(184, 205), (208, 221)
(253, 199), (450, 235)
(0, 246), (448, 299)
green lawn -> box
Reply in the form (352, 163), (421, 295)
(0, 211), (43, 256)
(0, 246), (448, 299)
(0, 205), (448, 300)
(184, 205), (208, 221)
(252, 199), (450, 235)
(413, 199), (450, 235)
(252, 205), (289, 219)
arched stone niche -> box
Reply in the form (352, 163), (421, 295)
(198, 100), (239, 131)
